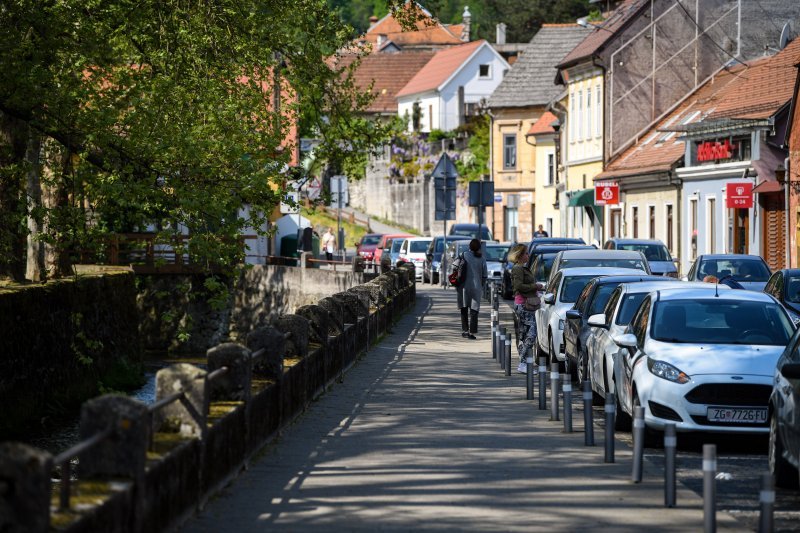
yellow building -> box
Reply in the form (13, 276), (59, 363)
(525, 111), (560, 237)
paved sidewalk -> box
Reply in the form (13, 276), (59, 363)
(182, 286), (746, 532)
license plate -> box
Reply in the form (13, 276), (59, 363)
(706, 407), (767, 423)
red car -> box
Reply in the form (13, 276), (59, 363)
(356, 233), (384, 262)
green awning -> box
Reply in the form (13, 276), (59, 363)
(567, 188), (594, 207)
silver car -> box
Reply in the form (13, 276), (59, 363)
(684, 254), (771, 291)
(548, 249), (651, 284)
(612, 288), (795, 436)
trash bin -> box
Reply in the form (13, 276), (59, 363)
(280, 235), (299, 266)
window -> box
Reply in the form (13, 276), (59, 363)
(632, 206), (639, 238)
(546, 152), (555, 185)
(586, 88), (592, 140)
(570, 91), (576, 142)
(479, 64), (491, 78)
(649, 206), (656, 239)
(577, 90), (583, 141)
(595, 86), (602, 137)
(666, 204), (674, 252)
(503, 134), (516, 169)
(708, 198), (716, 254)
(504, 205), (518, 242)
(429, 104), (433, 131)
(632, 297), (651, 346)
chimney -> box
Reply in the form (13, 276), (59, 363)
(496, 23), (506, 45)
(377, 34), (387, 48)
(460, 6), (471, 42)
(369, 15), (378, 29)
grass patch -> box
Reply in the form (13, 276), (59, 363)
(302, 207), (368, 248)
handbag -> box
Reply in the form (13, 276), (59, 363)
(523, 295), (541, 311)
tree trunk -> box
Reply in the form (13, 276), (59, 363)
(0, 111), (29, 281)
(25, 128), (45, 281)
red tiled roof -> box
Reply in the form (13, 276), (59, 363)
(527, 111), (559, 135)
(558, 0), (646, 69)
(362, 8), (463, 49)
(396, 40), (485, 97)
(335, 52), (436, 114)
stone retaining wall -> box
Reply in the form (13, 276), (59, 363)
(0, 264), (416, 533)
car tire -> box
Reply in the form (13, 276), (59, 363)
(769, 411), (799, 489)
(576, 345), (588, 388)
(633, 392), (661, 448)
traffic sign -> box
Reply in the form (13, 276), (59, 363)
(307, 177), (322, 200)
(725, 182), (753, 208)
(594, 181), (620, 206)
(432, 154), (457, 221)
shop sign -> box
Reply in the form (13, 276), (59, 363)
(725, 182), (753, 208)
(594, 181), (619, 205)
(697, 139), (735, 162)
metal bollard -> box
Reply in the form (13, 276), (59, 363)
(664, 423), (677, 507)
(550, 363), (560, 421)
(538, 357), (547, 410)
(632, 406), (645, 483)
(499, 328), (506, 369)
(583, 380), (594, 446)
(562, 375), (573, 433)
(703, 444), (717, 533)
(604, 393), (616, 463)
(491, 312), (497, 360)
(526, 354), (534, 400)
(505, 336), (512, 376)
(758, 473), (775, 533)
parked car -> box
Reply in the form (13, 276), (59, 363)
(764, 268), (800, 323)
(548, 249), (651, 283)
(528, 246), (597, 286)
(769, 332), (800, 488)
(613, 288), (794, 439)
(448, 223), (493, 241)
(535, 267), (645, 369)
(526, 237), (586, 253)
(397, 237), (432, 280)
(423, 235), (464, 284)
(374, 233), (413, 265)
(500, 243), (593, 299)
(684, 254), (771, 291)
(484, 243), (511, 285)
(588, 282), (725, 424)
(603, 238), (678, 277)
(356, 233), (384, 263)
(564, 274), (667, 382)
(385, 237), (409, 267)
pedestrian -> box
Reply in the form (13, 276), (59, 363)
(321, 227), (336, 261)
(533, 224), (549, 238)
(508, 243), (544, 374)
(457, 238), (488, 339)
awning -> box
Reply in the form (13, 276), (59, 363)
(567, 188), (594, 207)
(752, 180), (783, 194)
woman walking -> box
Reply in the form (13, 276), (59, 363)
(457, 239), (488, 339)
(508, 244), (543, 374)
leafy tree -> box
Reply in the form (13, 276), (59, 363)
(0, 0), (387, 280)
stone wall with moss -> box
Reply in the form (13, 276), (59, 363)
(0, 273), (142, 437)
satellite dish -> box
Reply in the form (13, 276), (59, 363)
(779, 22), (792, 50)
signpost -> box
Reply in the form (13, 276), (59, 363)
(432, 154), (457, 287)
(331, 175), (348, 261)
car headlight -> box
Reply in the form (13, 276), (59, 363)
(647, 358), (690, 384)
(558, 319), (565, 330)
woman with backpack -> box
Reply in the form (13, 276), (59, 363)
(456, 239), (488, 339)
(507, 243), (543, 374)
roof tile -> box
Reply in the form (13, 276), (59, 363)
(396, 40), (486, 97)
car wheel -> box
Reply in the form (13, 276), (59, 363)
(633, 392), (660, 448)
(576, 345), (588, 387)
(614, 382), (632, 431)
(769, 411), (799, 488)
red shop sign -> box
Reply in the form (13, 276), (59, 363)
(594, 181), (619, 205)
(725, 182), (753, 209)
(697, 139), (736, 162)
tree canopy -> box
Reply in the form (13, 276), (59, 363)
(0, 0), (388, 280)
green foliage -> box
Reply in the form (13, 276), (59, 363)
(454, 114), (490, 182)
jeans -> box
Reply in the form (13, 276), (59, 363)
(514, 304), (538, 363)
(460, 307), (478, 334)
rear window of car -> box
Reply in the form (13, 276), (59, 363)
(484, 247), (508, 261)
(617, 243), (672, 261)
(560, 258), (647, 272)
(362, 235), (381, 245)
(560, 275), (598, 303)
(698, 259), (771, 282)
(410, 241), (429, 253)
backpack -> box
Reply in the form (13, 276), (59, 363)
(448, 253), (467, 287)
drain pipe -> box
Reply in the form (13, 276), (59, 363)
(786, 156), (791, 268)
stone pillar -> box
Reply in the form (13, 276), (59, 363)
(245, 326), (286, 380)
(274, 314), (309, 358)
(0, 442), (52, 532)
(78, 395), (149, 480)
(207, 342), (252, 402)
(154, 363), (209, 438)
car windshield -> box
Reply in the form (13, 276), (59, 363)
(617, 243), (671, 261)
(698, 258), (771, 282)
(785, 276), (800, 303)
(391, 240), (405, 253)
(616, 293), (649, 326)
(651, 299), (793, 345)
(485, 247), (508, 261)
(410, 241), (429, 253)
(560, 258), (647, 271)
(362, 235), (381, 245)
(588, 284), (619, 316)
(560, 275), (598, 303)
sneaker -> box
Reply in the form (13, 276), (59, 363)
(467, 333), (477, 340)
(517, 363), (527, 374)
(461, 331), (469, 338)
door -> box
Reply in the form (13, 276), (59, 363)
(732, 208), (749, 255)
(761, 192), (786, 271)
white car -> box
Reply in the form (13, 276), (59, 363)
(547, 249), (651, 284)
(398, 237), (432, 280)
(585, 281), (724, 420)
(536, 267), (645, 368)
(612, 288), (795, 436)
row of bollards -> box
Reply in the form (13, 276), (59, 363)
(489, 307), (777, 532)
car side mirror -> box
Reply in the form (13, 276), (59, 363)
(780, 362), (800, 380)
(612, 333), (638, 348)
(587, 313), (608, 329)
(543, 293), (555, 305)
(565, 309), (581, 320)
